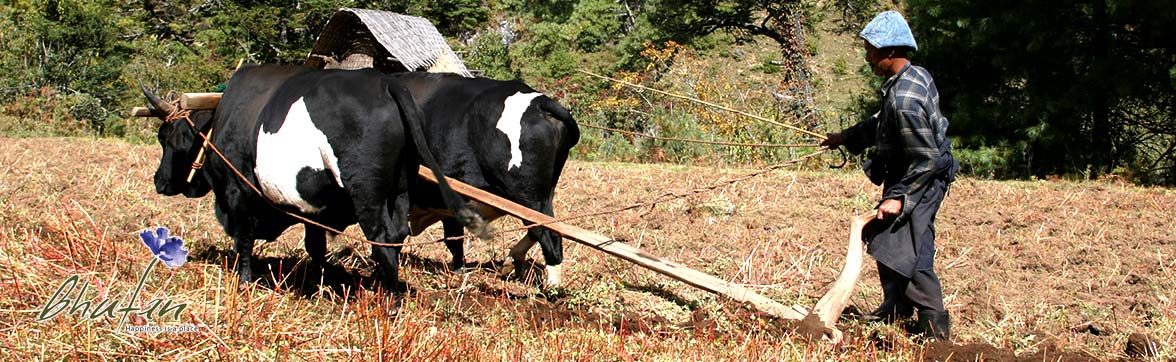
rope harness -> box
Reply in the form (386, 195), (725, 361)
(166, 106), (436, 248)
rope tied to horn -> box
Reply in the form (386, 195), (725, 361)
(160, 100), (211, 183)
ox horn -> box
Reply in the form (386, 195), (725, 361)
(139, 82), (174, 117)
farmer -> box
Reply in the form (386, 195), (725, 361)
(819, 10), (958, 341)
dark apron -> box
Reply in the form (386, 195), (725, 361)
(864, 177), (948, 277)
(864, 133), (957, 278)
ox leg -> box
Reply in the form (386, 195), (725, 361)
(500, 234), (536, 280)
(532, 199), (564, 288)
(303, 225), (329, 267)
(531, 227), (564, 288)
(500, 199), (564, 288)
(365, 192), (412, 295)
(441, 218), (467, 271)
(500, 227), (564, 288)
(233, 236), (255, 284)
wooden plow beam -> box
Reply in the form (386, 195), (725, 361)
(419, 166), (873, 342)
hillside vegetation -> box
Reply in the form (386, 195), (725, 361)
(2, 0), (1172, 183)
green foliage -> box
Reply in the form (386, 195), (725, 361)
(824, 0), (886, 33)
(907, 0), (1176, 184)
(953, 145), (1020, 179)
(0, 0), (132, 135)
(207, 0), (338, 64)
(414, 0), (489, 36)
(758, 57), (783, 74)
(564, 0), (622, 52)
(464, 31), (517, 80)
(1, 0), (820, 162)
(18, 0), (1170, 185)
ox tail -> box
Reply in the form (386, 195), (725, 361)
(385, 80), (491, 240)
(538, 97), (580, 183)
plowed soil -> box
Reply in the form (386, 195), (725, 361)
(1, 137), (1173, 360)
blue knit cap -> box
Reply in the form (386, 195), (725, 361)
(859, 11), (918, 51)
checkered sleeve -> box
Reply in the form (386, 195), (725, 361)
(841, 112), (879, 155)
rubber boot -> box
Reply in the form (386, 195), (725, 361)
(859, 300), (914, 323)
(912, 310), (951, 341)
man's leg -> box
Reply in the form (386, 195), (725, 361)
(909, 268), (950, 341)
(908, 179), (951, 340)
(870, 261), (915, 323)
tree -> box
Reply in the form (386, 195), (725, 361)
(642, 0), (816, 111)
(908, 0), (1176, 184)
(0, 0), (132, 134)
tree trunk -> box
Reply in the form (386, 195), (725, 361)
(1089, 0), (1113, 178)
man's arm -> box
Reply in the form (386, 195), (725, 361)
(820, 112), (880, 155)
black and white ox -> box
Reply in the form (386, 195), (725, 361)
(390, 72), (579, 288)
(296, 72), (580, 288)
(141, 64), (484, 293)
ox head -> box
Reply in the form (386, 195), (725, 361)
(140, 84), (213, 198)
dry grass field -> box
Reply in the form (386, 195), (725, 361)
(1, 137), (1173, 361)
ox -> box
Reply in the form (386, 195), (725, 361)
(297, 72), (580, 288)
(142, 64), (483, 293)
(394, 72), (579, 288)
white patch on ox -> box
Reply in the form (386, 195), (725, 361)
(255, 97), (343, 214)
(495, 92), (542, 172)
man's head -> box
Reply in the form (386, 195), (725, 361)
(864, 42), (910, 77)
(860, 11), (916, 77)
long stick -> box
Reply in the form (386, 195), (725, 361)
(577, 69), (827, 140)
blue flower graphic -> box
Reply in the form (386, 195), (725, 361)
(139, 227), (188, 268)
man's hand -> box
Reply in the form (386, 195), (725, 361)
(876, 198), (902, 220)
(819, 132), (844, 148)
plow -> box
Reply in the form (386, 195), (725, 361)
(133, 88), (874, 342)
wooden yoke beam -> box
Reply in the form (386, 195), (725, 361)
(130, 92), (223, 118)
(180, 92), (222, 110)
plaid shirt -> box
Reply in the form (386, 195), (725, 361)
(842, 63), (953, 216)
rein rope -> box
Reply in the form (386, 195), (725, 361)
(485, 147), (828, 237)
(166, 106), (827, 251)
(580, 123), (820, 148)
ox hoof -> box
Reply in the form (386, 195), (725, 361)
(450, 260), (474, 274)
(544, 264), (563, 289)
(498, 258), (524, 279)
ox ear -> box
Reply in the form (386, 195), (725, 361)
(139, 82), (174, 119)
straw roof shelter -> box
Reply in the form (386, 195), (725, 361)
(305, 8), (473, 77)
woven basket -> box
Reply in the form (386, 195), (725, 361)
(306, 8), (471, 77)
